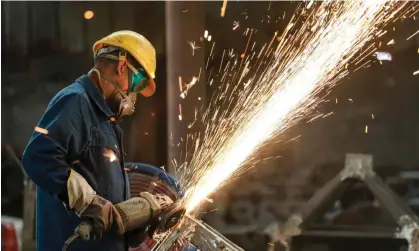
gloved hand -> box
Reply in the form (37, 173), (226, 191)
(67, 169), (125, 240)
(80, 195), (125, 240)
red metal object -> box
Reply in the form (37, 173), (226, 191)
(129, 236), (156, 251)
(2, 222), (19, 251)
(128, 236), (187, 251)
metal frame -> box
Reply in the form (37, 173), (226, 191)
(152, 215), (245, 251)
(278, 154), (419, 251)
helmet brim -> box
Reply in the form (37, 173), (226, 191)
(139, 77), (156, 97)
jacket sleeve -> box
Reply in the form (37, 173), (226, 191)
(22, 93), (90, 204)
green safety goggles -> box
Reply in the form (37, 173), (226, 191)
(127, 64), (149, 93)
(94, 46), (151, 93)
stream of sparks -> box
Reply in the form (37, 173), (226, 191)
(183, 1), (409, 213)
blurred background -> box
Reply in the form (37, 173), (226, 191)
(2, 1), (419, 251)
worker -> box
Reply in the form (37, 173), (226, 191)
(22, 30), (168, 251)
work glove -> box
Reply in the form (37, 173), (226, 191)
(80, 194), (125, 240)
(67, 169), (125, 240)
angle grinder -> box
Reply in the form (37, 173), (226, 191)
(62, 192), (184, 251)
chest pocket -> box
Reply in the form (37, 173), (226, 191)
(89, 127), (125, 203)
(90, 128), (121, 160)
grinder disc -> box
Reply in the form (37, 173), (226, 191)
(148, 202), (185, 237)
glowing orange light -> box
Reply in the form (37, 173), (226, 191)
(84, 10), (94, 20)
(103, 148), (117, 162)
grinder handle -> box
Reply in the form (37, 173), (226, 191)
(62, 221), (94, 251)
(76, 221), (94, 241)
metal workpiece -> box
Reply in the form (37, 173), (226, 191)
(188, 215), (244, 251)
(151, 215), (197, 251)
(152, 214), (244, 251)
(151, 228), (184, 251)
(340, 153), (375, 181)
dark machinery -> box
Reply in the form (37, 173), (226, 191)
(274, 154), (419, 251)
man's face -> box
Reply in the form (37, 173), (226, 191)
(100, 62), (133, 115)
(100, 60), (130, 101)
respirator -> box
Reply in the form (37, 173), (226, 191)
(89, 67), (149, 121)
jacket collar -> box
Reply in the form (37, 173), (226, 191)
(77, 75), (115, 119)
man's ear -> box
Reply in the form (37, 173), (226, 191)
(116, 60), (128, 76)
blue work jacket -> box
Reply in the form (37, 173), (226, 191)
(22, 75), (130, 251)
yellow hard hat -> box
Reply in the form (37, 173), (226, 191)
(93, 30), (156, 97)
